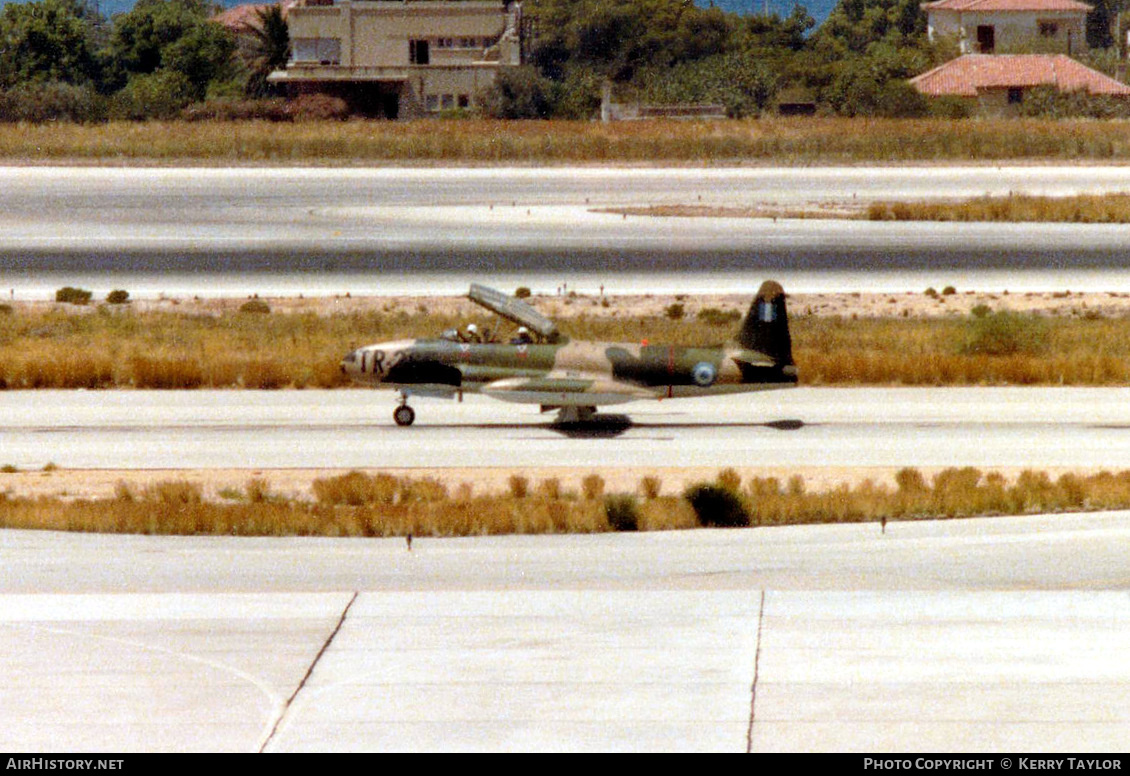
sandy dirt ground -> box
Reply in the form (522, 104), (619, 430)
(15, 287), (1130, 321)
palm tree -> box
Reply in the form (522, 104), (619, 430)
(246, 4), (289, 97)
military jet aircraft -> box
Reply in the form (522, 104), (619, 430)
(340, 281), (797, 426)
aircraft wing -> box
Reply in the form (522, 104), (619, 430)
(468, 283), (558, 340)
(481, 373), (654, 406)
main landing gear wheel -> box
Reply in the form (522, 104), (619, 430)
(555, 406), (597, 424)
(393, 404), (416, 426)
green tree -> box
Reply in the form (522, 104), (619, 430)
(814, 0), (927, 56)
(528, 0), (733, 83)
(1086, 0), (1117, 48)
(478, 65), (556, 118)
(245, 4), (290, 97)
(637, 50), (778, 116)
(0, 0), (102, 89)
(106, 0), (235, 100)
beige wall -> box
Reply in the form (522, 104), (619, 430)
(280, 0), (519, 114)
(289, 0), (509, 67)
(928, 9), (1087, 54)
(976, 87), (1022, 116)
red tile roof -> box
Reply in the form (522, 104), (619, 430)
(923, 0), (1091, 11)
(910, 55), (1130, 96)
(213, 2), (291, 33)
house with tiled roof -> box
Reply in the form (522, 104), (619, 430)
(268, 0), (526, 119)
(910, 53), (1130, 114)
(213, 3), (289, 34)
(923, 0), (1092, 54)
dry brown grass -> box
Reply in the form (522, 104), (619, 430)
(15, 115), (1130, 162)
(4, 468), (1130, 537)
(11, 118), (1130, 164)
(795, 314), (1130, 386)
(868, 193), (1130, 224)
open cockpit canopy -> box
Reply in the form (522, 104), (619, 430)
(468, 283), (559, 342)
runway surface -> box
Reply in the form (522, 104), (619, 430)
(5, 387), (1130, 470)
(3, 516), (1130, 752)
(7, 166), (1130, 297)
(6, 164), (1130, 751)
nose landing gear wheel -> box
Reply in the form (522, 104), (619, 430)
(393, 405), (416, 426)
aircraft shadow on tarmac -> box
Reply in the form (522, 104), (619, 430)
(438, 416), (807, 439)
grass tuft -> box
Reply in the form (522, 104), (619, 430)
(604, 494), (640, 532)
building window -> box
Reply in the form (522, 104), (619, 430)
(976, 25), (995, 53)
(458, 94), (470, 109)
(1008, 87), (1023, 104)
(1039, 20), (1059, 37)
(425, 95), (439, 112)
(435, 37), (454, 48)
(459, 37), (479, 48)
(441, 94), (454, 110)
(293, 37), (341, 65)
(409, 39), (430, 65)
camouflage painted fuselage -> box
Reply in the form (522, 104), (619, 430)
(342, 280), (797, 416)
(341, 336), (797, 407)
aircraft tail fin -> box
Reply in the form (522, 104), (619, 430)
(737, 280), (794, 367)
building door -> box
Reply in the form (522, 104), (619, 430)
(977, 25), (995, 53)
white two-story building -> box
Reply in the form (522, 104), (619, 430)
(924, 0), (1092, 55)
(269, 0), (525, 118)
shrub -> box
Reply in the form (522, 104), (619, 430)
(716, 467), (742, 492)
(508, 474), (529, 499)
(55, 287), (92, 305)
(312, 471), (399, 506)
(582, 473), (605, 500)
(0, 81), (106, 123)
(925, 287), (938, 298)
(286, 93), (350, 121)
(962, 310), (1049, 356)
(141, 480), (202, 505)
(895, 467), (928, 493)
(514, 286), (532, 299)
(639, 476), (662, 499)
(929, 95), (973, 119)
(106, 290), (130, 305)
(245, 478), (272, 503)
(110, 71), (197, 121)
(537, 478), (561, 500)
(698, 307), (740, 327)
(0, 304), (11, 315)
(665, 303), (685, 320)
(182, 98), (290, 122)
(604, 494), (639, 531)
(239, 299), (271, 314)
(876, 80), (931, 118)
(684, 483), (750, 528)
(478, 65), (556, 119)
(942, 286), (957, 296)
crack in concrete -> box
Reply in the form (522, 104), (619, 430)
(260, 591), (358, 753)
(746, 589), (766, 754)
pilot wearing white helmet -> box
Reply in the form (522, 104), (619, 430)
(464, 323), (481, 343)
